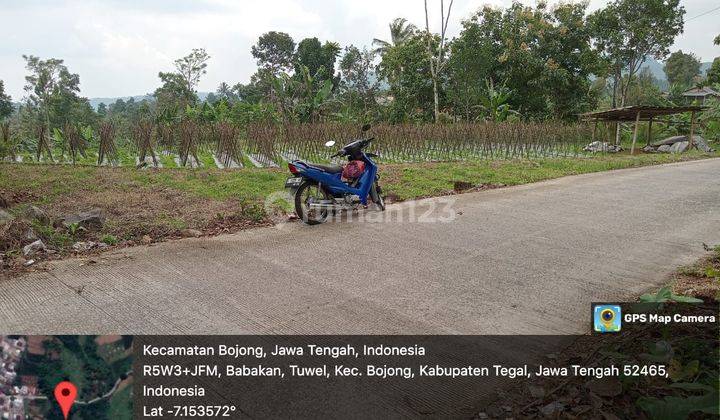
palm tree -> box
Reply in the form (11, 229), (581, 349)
(372, 18), (417, 55)
(217, 82), (233, 100)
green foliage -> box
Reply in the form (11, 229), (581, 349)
(293, 37), (340, 87)
(0, 80), (12, 120)
(373, 18), (417, 56)
(67, 222), (83, 236)
(252, 31), (296, 75)
(338, 46), (380, 121)
(624, 68), (670, 106)
(589, 0), (685, 107)
(449, 2), (600, 120)
(664, 50), (701, 87)
(699, 97), (720, 140)
(705, 58), (720, 86)
(379, 32), (436, 122)
(32, 221), (73, 249)
(637, 383), (719, 419)
(477, 79), (519, 122)
(101, 234), (118, 245)
(639, 286), (703, 303)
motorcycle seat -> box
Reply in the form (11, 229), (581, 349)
(306, 162), (343, 174)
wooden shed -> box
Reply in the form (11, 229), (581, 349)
(581, 105), (706, 154)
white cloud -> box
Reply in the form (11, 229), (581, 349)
(1, 0), (718, 100)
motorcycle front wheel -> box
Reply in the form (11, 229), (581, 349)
(295, 182), (330, 225)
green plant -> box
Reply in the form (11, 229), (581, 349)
(67, 222), (83, 237)
(101, 234), (118, 246)
(32, 221), (73, 248)
(639, 286), (703, 303)
(239, 200), (266, 223)
(637, 382), (719, 419)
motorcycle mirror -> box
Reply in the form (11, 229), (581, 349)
(361, 124), (371, 132)
(324, 140), (336, 147)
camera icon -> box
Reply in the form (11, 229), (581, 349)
(593, 304), (622, 333)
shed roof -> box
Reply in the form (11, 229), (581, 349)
(581, 105), (706, 122)
(682, 86), (719, 97)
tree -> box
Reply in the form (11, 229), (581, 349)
(448, 2), (600, 120)
(173, 48), (210, 94)
(378, 33), (436, 122)
(664, 50), (701, 87)
(251, 31), (296, 76)
(216, 82), (236, 101)
(424, 0), (454, 122)
(589, 0), (685, 109)
(293, 37), (341, 87)
(154, 71), (194, 119)
(625, 68), (667, 105)
(372, 18), (417, 55)
(715, 35), (720, 45)
(706, 58), (720, 86)
(154, 49), (210, 119)
(339, 45), (380, 118)
(0, 80), (12, 120)
(22, 55), (91, 153)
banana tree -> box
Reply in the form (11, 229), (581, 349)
(477, 79), (520, 122)
(296, 65), (339, 123)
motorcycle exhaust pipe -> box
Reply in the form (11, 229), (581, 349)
(309, 202), (352, 211)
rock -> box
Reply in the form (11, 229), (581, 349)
(652, 135), (713, 152)
(23, 240), (46, 257)
(669, 141), (689, 153)
(657, 144), (672, 153)
(652, 135), (686, 147)
(24, 205), (49, 225)
(59, 208), (105, 231)
(141, 235), (152, 245)
(693, 136), (714, 153)
(25, 228), (38, 241)
(642, 145), (658, 153)
(539, 401), (565, 416)
(583, 141), (623, 153)
(0, 209), (13, 225)
(180, 228), (202, 238)
(23, 259), (35, 267)
(72, 241), (108, 252)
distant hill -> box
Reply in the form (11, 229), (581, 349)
(640, 57), (712, 91)
(88, 92), (210, 109)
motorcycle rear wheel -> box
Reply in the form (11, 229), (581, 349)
(295, 182), (330, 225)
(371, 182), (385, 211)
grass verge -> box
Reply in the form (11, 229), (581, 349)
(1, 151), (717, 277)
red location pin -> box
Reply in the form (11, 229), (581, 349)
(54, 381), (77, 420)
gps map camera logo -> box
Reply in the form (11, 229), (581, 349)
(593, 304), (622, 333)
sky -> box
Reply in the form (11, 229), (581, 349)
(1, 0), (719, 100)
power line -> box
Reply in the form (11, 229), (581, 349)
(686, 5), (720, 22)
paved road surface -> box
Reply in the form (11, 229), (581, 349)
(2, 159), (719, 335)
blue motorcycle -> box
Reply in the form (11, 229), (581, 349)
(284, 124), (385, 224)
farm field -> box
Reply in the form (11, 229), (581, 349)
(2, 121), (593, 169)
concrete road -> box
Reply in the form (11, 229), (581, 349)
(2, 159), (719, 334)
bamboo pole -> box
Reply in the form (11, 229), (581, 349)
(630, 112), (641, 155)
(688, 111), (696, 150)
